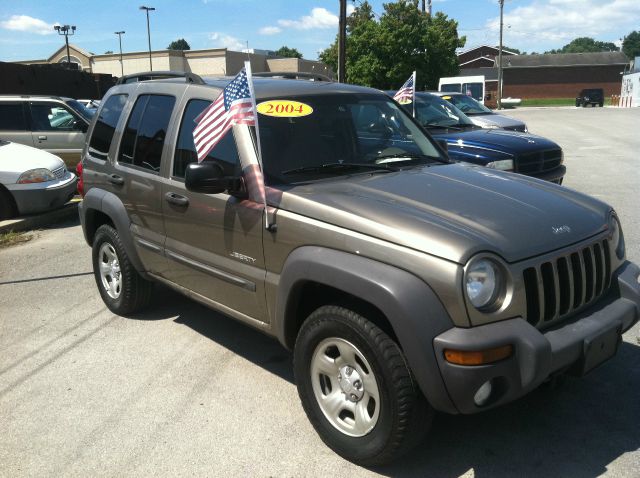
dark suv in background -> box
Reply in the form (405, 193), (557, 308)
(576, 88), (604, 107)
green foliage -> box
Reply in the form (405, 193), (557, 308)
(167, 38), (191, 51)
(622, 31), (640, 59)
(104, 50), (114, 54)
(275, 46), (303, 58)
(545, 37), (617, 54)
(499, 45), (522, 54)
(319, 0), (465, 89)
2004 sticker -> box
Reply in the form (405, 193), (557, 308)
(257, 100), (313, 117)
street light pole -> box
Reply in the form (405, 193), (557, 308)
(338, 0), (346, 82)
(139, 6), (155, 71)
(54, 25), (77, 68)
(497, 0), (504, 110)
(115, 31), (125, 76)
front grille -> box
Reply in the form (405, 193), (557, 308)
(516, 149), (562, 175)
(523, 238), (612, 328)
(53, 166), (67, 179)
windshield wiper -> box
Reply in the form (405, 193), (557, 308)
(282, 162), (397, 176)
(374, 152), (437, 162)
(423, 122), (464, 131)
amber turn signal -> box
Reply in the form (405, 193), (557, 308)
(444, 345), (513, 366)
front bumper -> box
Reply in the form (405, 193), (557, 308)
(432, 261), (640, 414)
(9, 175), (77, 215)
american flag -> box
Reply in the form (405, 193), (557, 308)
(193, 67), (255, 162)
(393, 72), (416, 105)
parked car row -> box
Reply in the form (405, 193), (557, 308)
(73, 71), (638, 466)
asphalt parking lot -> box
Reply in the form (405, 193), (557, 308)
(1, 107), (639, 477)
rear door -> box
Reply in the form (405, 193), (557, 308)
(28, 101), (87, 169)
(161, 94), (268, 323)
(0, 102), (34, 148)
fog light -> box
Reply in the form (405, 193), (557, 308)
(474, 380), (493, 406)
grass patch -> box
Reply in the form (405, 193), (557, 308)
(0, 230), (33, 249)
(519, 98), (577, 107)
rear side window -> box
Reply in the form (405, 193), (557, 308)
(0, 103), (28, 131)
(173, 99), (240, 179)
(118, 94), (176, 173)
(88, 94), (127, 161)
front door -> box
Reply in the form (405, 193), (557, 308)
(161, 98), (267, 323)
(28, 101), (87, 169)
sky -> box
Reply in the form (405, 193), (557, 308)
(0, 0), (639, 62)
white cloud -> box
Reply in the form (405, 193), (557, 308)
(485, 0), (640, 47)
(0, 15), (57, 35)
(277, 7), (339, 30)
(259, 26), (281, 35)
(209, 32), (245, 51)
(347, 4), (356, 15)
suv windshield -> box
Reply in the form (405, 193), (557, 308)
(66, 99), (95, 120)
(257, 93), (446, 184)
(409, 94), (476, 130)
(441, 94), (492, 115)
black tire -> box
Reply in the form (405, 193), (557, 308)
(0, 187), (17, 220)
(92, 224), (153, 315)
(599, 102), (604, 107)
(294, 305), (432, 466)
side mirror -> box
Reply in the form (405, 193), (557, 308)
(436, 138), (448, 152)
(185, 162), (242, 194)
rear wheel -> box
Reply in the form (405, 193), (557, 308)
(294, 305), (432, 466)
(92, 224), (153, 315)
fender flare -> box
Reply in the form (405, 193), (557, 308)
(275, 246), (458, 413)
(80, 188), (149, 279)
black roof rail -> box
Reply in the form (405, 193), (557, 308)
(115, 71), (205, 85)
(253, 71), (333, 82)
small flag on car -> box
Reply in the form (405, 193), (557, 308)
(393, 71), (416, 116)
(193, 66), (256, 162)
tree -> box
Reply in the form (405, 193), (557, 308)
(104, 50), (114, 54)
(545, 37), (617, 54)
(622, 31), (640, 59)
(167, 38), (190, 51)
(275, 46), (303, 58)
(499, 45), (522, 54)
(319, 0), (465, 89)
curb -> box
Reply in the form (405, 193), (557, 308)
(0, 199), (81, 234)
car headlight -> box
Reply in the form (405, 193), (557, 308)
(465, 258), (503, 310)
(486, 159), (514, 171)
(610, 214), (625, 260)
(17, 168), (56, 184)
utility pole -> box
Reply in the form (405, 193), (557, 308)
(338, 0), (346, 82)
(115, 31), (125, 77)
(427, 0), (432, 16)
(54, 25), (77, 69)
(497, 0), (504, 110)
(139, 6), (155, 71)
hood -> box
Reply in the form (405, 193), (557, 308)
(277, 163), (609, 264)
(435, 129), (559, 156)
(0, 141), (65, 183)
(469, 113), (526, 130)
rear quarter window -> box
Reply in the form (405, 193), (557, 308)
(0, 103), (28, 131)
(88, 94), (128, 161)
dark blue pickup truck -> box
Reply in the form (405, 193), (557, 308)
(388, 91), (566, 184)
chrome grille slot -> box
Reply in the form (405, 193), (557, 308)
(522, 238), (613, 328)
(53, 166), (66, 179)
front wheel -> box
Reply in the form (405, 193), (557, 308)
(294, 306), (432, 466)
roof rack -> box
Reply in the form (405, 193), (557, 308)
(115, 71), (205, 85)
(253, 71), (332, 82)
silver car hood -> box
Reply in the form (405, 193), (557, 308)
(471, 113), (526, 130)
(277, 163), (609, 264)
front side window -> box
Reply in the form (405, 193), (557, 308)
(0, 103), (28, 131)
(30, 103), (84, 131)
(118, 94), (175, 173)
(256, 93), (445, 185)
(88, 94), (128, 161)
(173, 99), (240, 179)
(445, 95), (492, 115)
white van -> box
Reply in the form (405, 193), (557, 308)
(438, 75), (486, 104)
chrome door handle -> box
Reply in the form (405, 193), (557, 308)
(37, 135), (47, 141)
(165, 192), (189, 207)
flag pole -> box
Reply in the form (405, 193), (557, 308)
(412, 70), (416, 118)
(244, 60), (270, 230)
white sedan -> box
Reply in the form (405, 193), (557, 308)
(0, 141), (77, 219)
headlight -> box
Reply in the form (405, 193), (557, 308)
(610, 214), (625, 260)
(486, 159), (514, 171)
(465, 259), (503, 310)
(17, 168), (56, 184)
